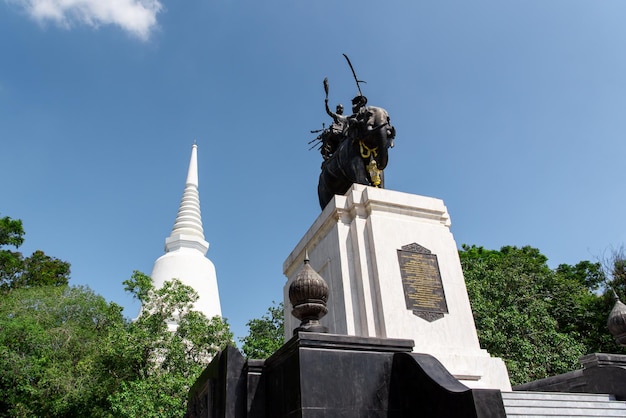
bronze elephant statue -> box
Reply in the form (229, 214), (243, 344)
(317, 105), (395, 209)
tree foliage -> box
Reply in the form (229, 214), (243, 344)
(240, 301), (284, 359)
(0, 285), (124, 417)
(0, 271), (233, 417)
(459, 245), (624, 386)
(603, 246), (626, 302)
(0, 215), (24, 248)
(107, 271), (234, 418)
(553, 261), (617, 353)
(0, 216), (234, 416)
(0, 214), (70, 292)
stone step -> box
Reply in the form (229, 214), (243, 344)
(503, 392), (619, 402)
(502, 391), (626, 417)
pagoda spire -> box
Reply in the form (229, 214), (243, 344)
(150, 143), (222, 324)
(165, 143), (209, 255)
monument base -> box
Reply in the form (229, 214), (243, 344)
(283, 185), (511, 390)
(186, 333), (506, 418)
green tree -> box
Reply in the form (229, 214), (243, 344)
(240, 302), (284, 359)
(459, 245), (590, 385)
(0, 270), (234, 417)
(0, 285), (125, 417)
(0, 215), (24, 247)
(603, 246), (626, 301)
(0, 215), (235, 416)
(0, 215), (70, 292)
(0, 215), (26, 289)
(553, 261), (618, 353)
(108, 271), (234, 418)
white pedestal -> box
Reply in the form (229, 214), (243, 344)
(283, 185), (511, 390)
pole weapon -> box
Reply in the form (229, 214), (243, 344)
(343, 54), (366, 97)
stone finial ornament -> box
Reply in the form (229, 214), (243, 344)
(288, 251), (329, 334)
(608, 291), (626, 347)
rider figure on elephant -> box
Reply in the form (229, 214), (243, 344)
(321, 94), (371, 160)
(322, 100), (348, 160)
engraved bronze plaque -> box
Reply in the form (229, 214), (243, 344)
(397, 243), (448, 322)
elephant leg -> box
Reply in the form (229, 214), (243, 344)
(318, 174), (332, 209)
(352, 159), (370, 185)
(318, 162), (345, 209)
(318, 181), (333, 209)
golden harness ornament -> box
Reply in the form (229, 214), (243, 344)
(359, 140), (379, 158)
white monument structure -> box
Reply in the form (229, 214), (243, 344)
(150, 144), (222, 327)
(283, 184), (511, 391)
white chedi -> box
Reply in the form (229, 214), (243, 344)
(149, 144), (222, 330)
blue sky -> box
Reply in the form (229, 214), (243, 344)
(3, 0), (626, 342)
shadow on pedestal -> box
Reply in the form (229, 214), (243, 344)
(186, 333), (506, 418)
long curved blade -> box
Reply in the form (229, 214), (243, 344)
(343, 54), (366, 96)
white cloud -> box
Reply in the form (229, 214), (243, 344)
(9, 0), (163, 41)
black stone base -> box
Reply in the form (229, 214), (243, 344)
(514, 353), (626, 401)
(186, 333), (506, 418)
